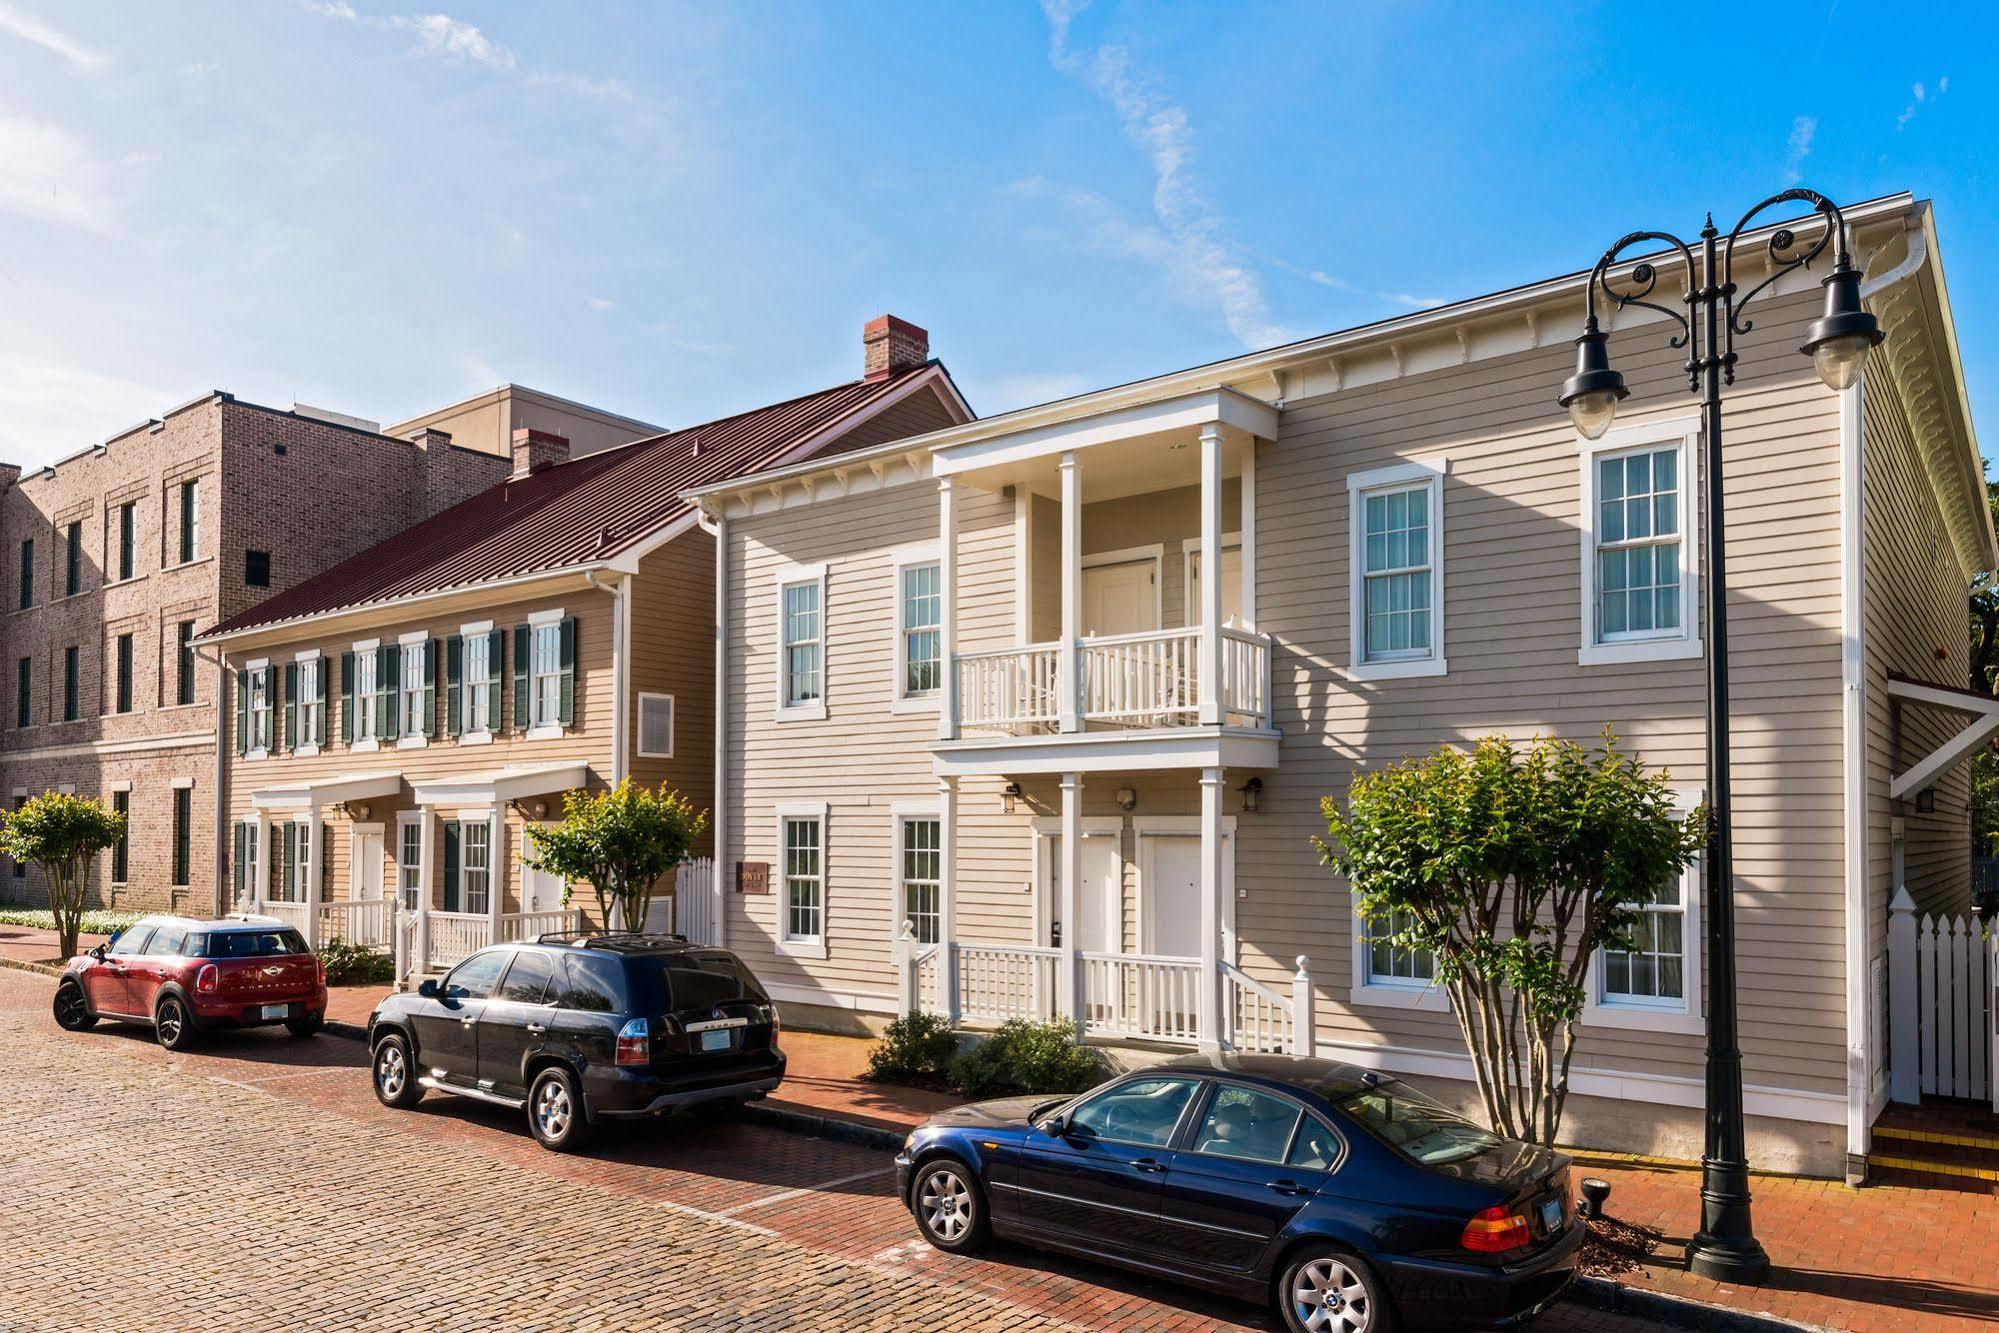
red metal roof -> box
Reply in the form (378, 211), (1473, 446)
(208, 364), (945, 637)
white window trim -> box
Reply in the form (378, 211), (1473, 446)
(635, 691), (675, 758)
(395, 637), (428, 749)
(890, 544), (942, 714)
(1583, 787), (1705, 1034)
(1577, 417), (1704, 666)
(525, 618), (566, 740)
(456, 811), (495, 916)
(459, 627), (495, 744)
(773, 800), (829, 959)
(244, 656), (272, 760)
(774, 563), (829, 723)
(1345, 457), (1448, 681)
(396, 811), (424, 911)
(350, 638), (381, 750)
(1348, 904), (1451, 1011)
(295, 652), (323, 758)
(891, 800), (943, 946)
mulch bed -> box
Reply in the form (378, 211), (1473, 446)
(1578, 1212), (1662, 1277)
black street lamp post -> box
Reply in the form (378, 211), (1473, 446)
(1558, 189), (1883, 1285)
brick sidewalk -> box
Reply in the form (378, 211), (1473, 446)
(0, 923), (107, 966)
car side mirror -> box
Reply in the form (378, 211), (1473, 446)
(87, 945), (106, 962)
(1040, 1114), (1068, 1139)
(417, 979), (440, 999)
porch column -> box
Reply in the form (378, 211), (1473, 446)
(1058, 452), (1082, 733)
(1059, 773), (1084, 1021)
(416, 805), (435, 972)
(1198, 422), (1225, 726)
(253, 813), (269, 911)
(488, 810), (505, 945)
(938, 479), (959, 741)
(302, 808), (323, 950)
(1199, 767), (1225, 1051)
(939, 776), (961, 1025)
(1239, 435), (1257, 631)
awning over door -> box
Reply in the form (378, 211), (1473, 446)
(248, 771), (403, 813)
(407, 761), (590, 809)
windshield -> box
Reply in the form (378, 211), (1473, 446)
(202, 929), (310, 958)
(1334, 1078), (1502, 1167)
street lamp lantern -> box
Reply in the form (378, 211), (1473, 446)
(1558, 188), (1884, 1287)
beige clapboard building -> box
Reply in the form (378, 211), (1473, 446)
(684, 194), (1991, 1179)
(197, 319), (968, 975)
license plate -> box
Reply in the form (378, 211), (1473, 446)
(1540, 1197), (1564, 1231)
(260, 1004), (289, 1020)
(699, 1029), (732, 1052)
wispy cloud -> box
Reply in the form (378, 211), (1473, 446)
(1783, 114), (1816, 183)
(1270, 258), (1444, 311)
(1036, 0), (1290, 350)
(0, 115), (112, 230)
(0, 2), (109, 72)
(1897, 75), (1948, 130)
(397, 13), (514, 72)
(587, 296), (615, 312)
(302, 3), (630, 104)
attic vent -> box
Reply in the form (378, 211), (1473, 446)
(637, 693), (674, 758)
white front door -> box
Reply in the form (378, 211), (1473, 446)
(1146, 836), (1203, 957)
(1187, 544), (1243, 626)
(349, 828), (384, 901)
(1040, 826), (1121, 954)
(1082, 559), (1158, 637)
(521, 828), (566, 916)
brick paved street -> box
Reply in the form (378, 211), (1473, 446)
(0, 970), (1675, 1332)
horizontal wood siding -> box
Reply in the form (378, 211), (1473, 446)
(628, 530), (717, 852)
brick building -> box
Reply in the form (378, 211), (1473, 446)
(0, 390), (593, 913)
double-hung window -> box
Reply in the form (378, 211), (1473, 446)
(1353, 904), (1445, 1011)
(115, 502), (135, 582)
(776, 567), (826, 718)
(461, 820), (491, 915)
(18, 538), (32, 609)
(249, 667), (272, 751)
(179, 479), (199, 565)
(1347, 460), (1447, 679)
(297, 657), (322, 748)
(463, 632), (492, 734)
(398, 818), (423, 911)
(399, 641), (428, 739)
(353, 650), (379, 744)
(1579, 420), (1701, 665)
(1587, 789), (1702, 1031)
(64, 523), (80, 596)
(895, 558), (941, 703)
(898, 815), (942, 945)
(176, 622), (196, 706)
(777, 805), (827, 955)
(113, 633), (133, 714)
(532, 623), (562, 728)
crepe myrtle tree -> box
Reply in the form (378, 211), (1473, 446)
(0, 791), (126, 963)
(522, 780), (707, 931)
(1318, 731), (1704, 1148)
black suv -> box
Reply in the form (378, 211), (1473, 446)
(365, 932), (784, 1151)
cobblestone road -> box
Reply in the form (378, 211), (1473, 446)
(0, 970), (1676, 1332)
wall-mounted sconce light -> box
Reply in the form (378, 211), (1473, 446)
(1915, 788), (1936, 814)
(1115, 787), (1138, 812)
(1002, 782), (1022, 815)
(1240, 777), (1263, 814)
(351, 803), (370, 821)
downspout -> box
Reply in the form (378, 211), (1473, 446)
(697, 503), (728, 948)
(584, 569), (628, 787)
(194, 642), (231, 918)
(1839, 215), (1929, 1183)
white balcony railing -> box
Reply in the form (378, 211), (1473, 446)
(958, 627), (1271, 734)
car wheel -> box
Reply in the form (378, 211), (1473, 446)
(528, 1066), (595, 1152)
(911, 1158), (989, 1254)
(372, 1033), (425, 1109)
(53, 981), (97, 1031)
(285, 1016), (323, 1039)
(154, 996), (198, 1052)
(1278, 1246), (1394, 1333)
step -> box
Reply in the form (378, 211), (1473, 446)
(1868, 1117), (1999, 1193)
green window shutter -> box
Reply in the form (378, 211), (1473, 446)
(232, 823), (247, 900)
(558, 616), (577, 727)
(442, 821), (461, 912)
(235, 670), (249, 756)
(378, 646), (398, 740)
(340, 652), (354, 744)
(283, 662), (298, 751)
(422, 638), (438, 739)
(512, 625), (530, 732)
(316, 662), (329, 746)
(486, 629), (503, 731)
(321, 823), (332, 897)
(282, 826), (297, 900)
(445, 635), (463, 738)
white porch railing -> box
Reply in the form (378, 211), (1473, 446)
(252, 899), (312, 937)
(1082, 952), (1201, 1042)
(1222, 958), (1315, 1055)
(958, 643), (1061, 732)
(425, 911), (492, 970)
(499, 908), (581, 943)
(1888, 890), (1996, 1108)
(316, 899), (390, 949)
(957, 628), (1272, 734)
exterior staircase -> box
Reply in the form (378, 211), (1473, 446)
(1868, 1101), (1999, 1194)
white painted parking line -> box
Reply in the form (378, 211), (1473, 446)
(656, 1198), (781, 1238)
(205, 1065), (355, 1089)
(721, 1165), (894, 1215)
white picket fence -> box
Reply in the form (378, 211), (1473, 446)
(1887, 889), (1997, 1109)
(674, 858), (717, 944)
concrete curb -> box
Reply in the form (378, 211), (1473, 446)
(0, 956), (61, 979)
(1569, 1274), (1826, 1333)
(324, 1019), (369, 1044)
(744, 1100), (906, 1152)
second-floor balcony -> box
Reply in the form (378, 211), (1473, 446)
(927, 388), (1282, 776)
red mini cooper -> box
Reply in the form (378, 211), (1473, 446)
(54, 914), (328, 1051)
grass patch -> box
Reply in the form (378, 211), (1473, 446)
(0, 908), (142, 937)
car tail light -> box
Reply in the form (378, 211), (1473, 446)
(616, 1017), (650, 1067)
(195, 964), (219, 995)
(1461, 1204), (1532, 1254)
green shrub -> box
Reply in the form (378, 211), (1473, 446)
(948, 1018), (1106, 1100)
(318, 938), (394, 986)
(0, 908), (142, 938)
(865, 1010), (960, 1082)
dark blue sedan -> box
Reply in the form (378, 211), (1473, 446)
(894, 1053), (1582, 1332)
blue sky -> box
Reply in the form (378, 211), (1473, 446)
(0, 1), (1991, 472)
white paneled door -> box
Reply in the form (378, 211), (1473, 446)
(350, 828), (384, 902)
(1082, 559), (1158, 637)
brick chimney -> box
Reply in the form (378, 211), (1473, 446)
(406, 426), (453, 451)
(510, 427), (570, 479)
(863, 315), (929, 381)
(0, 462), (19, 493)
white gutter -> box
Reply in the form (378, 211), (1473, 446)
(698, 504), (728, 948)
(585, 569), (628, 787)
(1840, 214), (1931, 1182)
